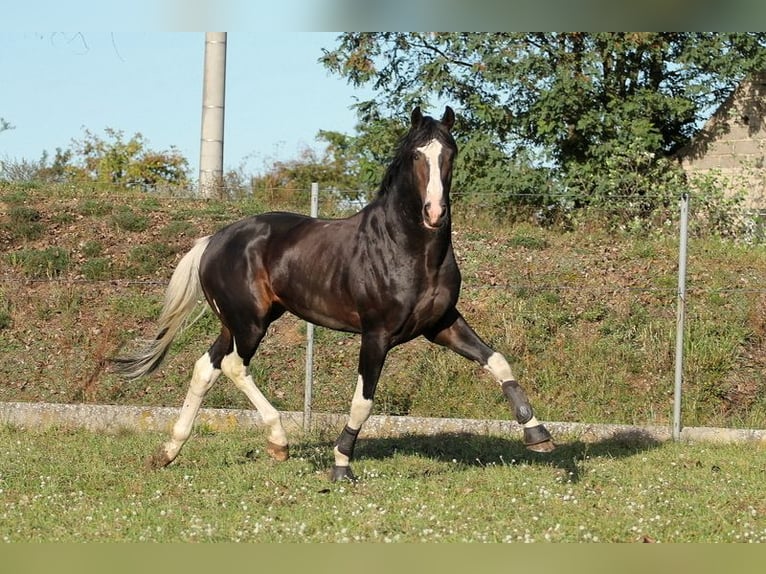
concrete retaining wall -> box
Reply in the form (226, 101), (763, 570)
(2, 401), (766, 445)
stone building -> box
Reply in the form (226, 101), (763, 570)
(678, 73), (766, 210)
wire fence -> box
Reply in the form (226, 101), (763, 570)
(2, 183), (766, 435)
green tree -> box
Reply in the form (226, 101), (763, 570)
(249, 130), (370, 208)
(321, 33), (766, 213)
(66, 128), (189, 191)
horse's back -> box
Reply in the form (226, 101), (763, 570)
(201, 210), (364, 331)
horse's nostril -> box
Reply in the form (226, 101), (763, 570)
(423, 202), (447, 228)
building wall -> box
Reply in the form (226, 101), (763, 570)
(679, 74), (766, 210)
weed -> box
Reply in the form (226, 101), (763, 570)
(139, 196), (162, 211)
(4, 205), (44, 239)
(81, 240), (104, 258)
(508, 233), (549, 250)
(0, 189), (28, 203)
(81, 257), (112, 280)
(123, 244), (174, 277)
(158, 220), (196, 242)
(581, 303), (609, 322)
(78, 198), (112, 217)
(112, 206), (149, 232)
(109, 292), (162, 321)
(51, 211), (76, 225)
(6, 247), (70, 278)
(9, 205), (41, 223)
(0, 292), (11, 330)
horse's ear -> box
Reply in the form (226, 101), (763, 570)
(441, 106), (455, 131)
(411, 106), (423, 128)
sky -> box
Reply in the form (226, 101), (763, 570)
(0, 32), (373, 178)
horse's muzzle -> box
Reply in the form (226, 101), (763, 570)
(423, 201), (447, 229)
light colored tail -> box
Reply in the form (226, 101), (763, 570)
(113, 236), (211, 380)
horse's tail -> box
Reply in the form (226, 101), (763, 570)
(112, 236), (211, 380)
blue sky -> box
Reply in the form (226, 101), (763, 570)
(0, 32), (372, 177)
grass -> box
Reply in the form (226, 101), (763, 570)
(6, 246), (70, 278)
(5, 205), (44, 240)
(112, 206), (149, 232)
(1, 424), (764, 542)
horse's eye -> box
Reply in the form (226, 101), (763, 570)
(412, 151), (421, 161)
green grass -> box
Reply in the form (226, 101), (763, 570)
(81, 257), (112, 281)
(78, 198), (112, 217)
(6, 246), (70, 278)
(112, 206), (149, 232)
(124, 242), (177, 277)
(3, 205), (44, 239)
(0, 292), (11, 330)
(1, 425), (764, 542)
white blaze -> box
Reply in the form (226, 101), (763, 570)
(416, 139), (444, 227)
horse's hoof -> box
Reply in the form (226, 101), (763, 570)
(145, 446), (173, 470)
(523, 424), (556, 452)
(329, 465), (357, 482)
(266, 441), (289, 462)
(526, 439), (556, 453)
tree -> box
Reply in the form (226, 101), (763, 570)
(321, 33), (766, 212)
(248, 130), (370, 208)
(65, 128), (190, 191)
(1, 127), (190, 190)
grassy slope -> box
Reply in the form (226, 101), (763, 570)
(1, 183), (766, 429)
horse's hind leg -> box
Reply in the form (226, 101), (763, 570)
(147, 333), (228, 469)
(220, 337), (289, 462)
(425, 308), (555, 452)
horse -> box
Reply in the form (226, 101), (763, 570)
(113, 106), (555, 481)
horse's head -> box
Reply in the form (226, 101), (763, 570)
(407, 106), (457, 230)
(382, 106), (457, 231)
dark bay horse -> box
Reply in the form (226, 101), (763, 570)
(114, 106), (555, 480)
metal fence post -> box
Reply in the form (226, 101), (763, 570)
(303, 182), (319, 430)
(672, 192), (689, 441)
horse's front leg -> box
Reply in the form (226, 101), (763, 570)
(331, 331), (389, 482)
(425, 308), (555, 452)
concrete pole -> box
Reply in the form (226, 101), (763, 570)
(199, 32), (227, 198)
